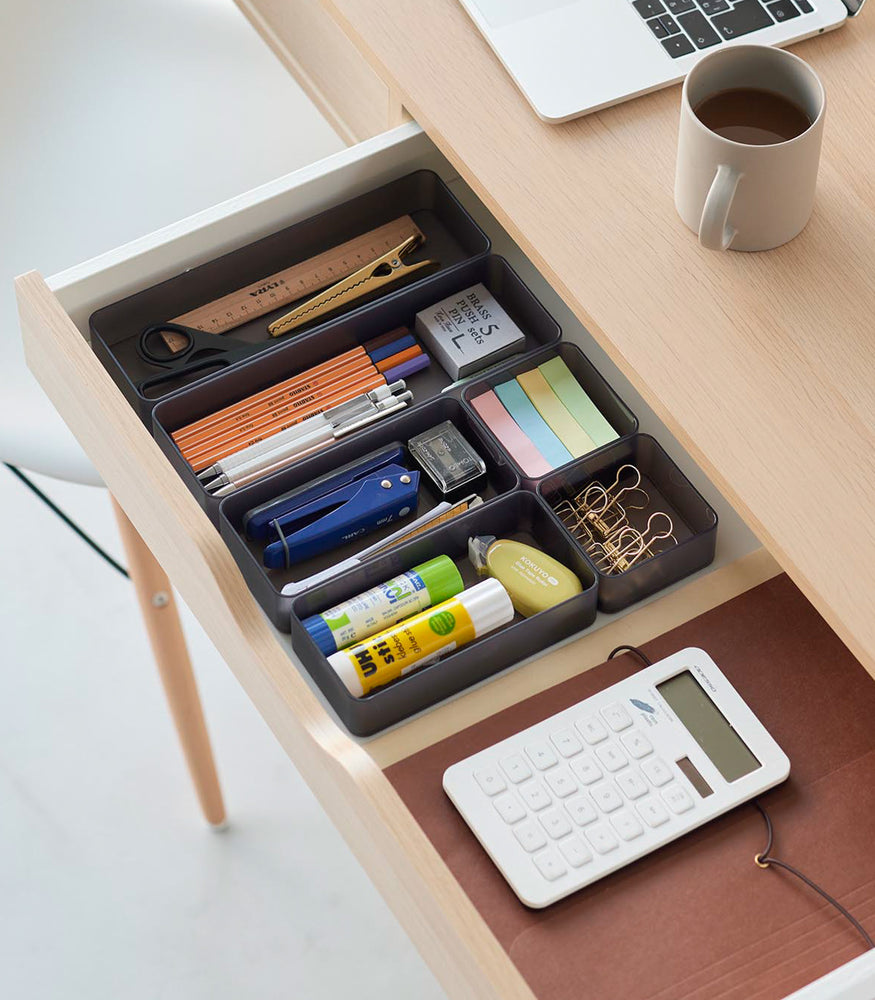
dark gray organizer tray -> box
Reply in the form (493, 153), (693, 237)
(152, 254), (561, 524)
(460, 342), (639, 487)
(286, 490), (598, 736)
(538, 434), (718, 613)
(218, 396), (519, 631)
(89, 169), (491, 422)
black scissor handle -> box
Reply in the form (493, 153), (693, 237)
(137, 323), (197, 365)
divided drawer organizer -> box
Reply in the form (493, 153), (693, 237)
(89, 167), (718, 735)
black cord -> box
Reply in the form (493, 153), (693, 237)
(608, 644), (652, 667)
(3, 463), (129, 579)
(753, 800), (874, 950)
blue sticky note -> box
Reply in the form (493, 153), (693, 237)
(494, 379), (573, 470)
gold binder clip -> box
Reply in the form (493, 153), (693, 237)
(555, 464), (645, 544)
(267, 234), (439, 338)
(593, 512), (677, 575)
(553, 465), (677, 575)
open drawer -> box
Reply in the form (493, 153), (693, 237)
(17, 121), (855, 1000)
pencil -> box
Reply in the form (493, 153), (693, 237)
(177, 353), (377, 456)
(172, 346), (369, 445)
(187, 372), (386, 471)
(183, 347), (426, 469)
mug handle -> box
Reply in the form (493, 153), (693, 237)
(699, 164), (741, 251)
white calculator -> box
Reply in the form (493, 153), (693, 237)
(443, 648), (790, 908)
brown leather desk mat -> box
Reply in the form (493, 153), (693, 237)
(385, 575), (875, 1000)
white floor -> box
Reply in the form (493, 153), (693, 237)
(0, 2), (445, 997)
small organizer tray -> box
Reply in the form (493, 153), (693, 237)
(538, 434), (718, 613)
(152, 254), (562, 523)
(460, 343), (639, 485)
(218, 396), (519, 631)
(89, 170), (491, 421)
(287, 490), (598, 736)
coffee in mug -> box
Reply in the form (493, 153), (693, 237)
(694, 88), (813, 146)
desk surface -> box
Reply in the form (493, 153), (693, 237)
(322, 0), (875, 672)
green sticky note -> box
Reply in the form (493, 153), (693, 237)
(538, 357), (618, 448)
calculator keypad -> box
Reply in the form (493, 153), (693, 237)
(467, 718), (701, 892)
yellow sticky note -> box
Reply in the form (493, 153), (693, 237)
(515, 369), (596, 458)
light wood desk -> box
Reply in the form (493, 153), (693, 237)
(14, 3), (875, 998)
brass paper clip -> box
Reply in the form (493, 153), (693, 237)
(268, 234), (439, 338)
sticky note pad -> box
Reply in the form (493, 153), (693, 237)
(470, 390), (552, 478)
(494, 379), (573, 470)
(539, 356), (618, 448)
(515, 369), (596, 458)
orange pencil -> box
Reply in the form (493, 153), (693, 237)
(188, 373), (386, 471)
(182, 343), (423, 464)
(172, 345), (368, 443)
(375, 345), (420, 372)
(176, 355), (375, 456)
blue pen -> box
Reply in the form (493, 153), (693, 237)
(368, 334), (417, 363)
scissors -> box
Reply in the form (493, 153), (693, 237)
(135, 322), (263, 394)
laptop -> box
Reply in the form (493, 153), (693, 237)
(457, 0), (862, 122)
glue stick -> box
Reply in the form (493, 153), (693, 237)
(302, 556), (463, 656)
(327, 578), (514, 697)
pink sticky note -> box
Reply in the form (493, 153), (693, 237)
(470, 390), (553, 478)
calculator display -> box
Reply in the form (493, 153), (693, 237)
(656, 671), (761, 782)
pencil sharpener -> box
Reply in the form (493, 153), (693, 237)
(408, 420), (487, 497)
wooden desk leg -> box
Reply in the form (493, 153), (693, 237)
(110, 496), (226, 827)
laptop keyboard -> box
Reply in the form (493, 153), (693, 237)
(631, 0), (815, 58)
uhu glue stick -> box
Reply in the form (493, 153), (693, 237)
(302, 556), (464, 656)
(327, 578), (514, 697)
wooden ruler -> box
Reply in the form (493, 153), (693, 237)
(161, 215), (424, 353)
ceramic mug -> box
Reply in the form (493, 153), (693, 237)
(675, 45), (825, 252)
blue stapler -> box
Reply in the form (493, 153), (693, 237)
(262, 469), (420, 569)
(244, 444), (407, 542)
